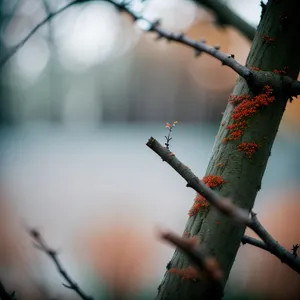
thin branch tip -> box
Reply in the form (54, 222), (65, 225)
(30, 229), (94, 300)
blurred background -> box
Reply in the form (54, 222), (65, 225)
(0, 0), (299, 299)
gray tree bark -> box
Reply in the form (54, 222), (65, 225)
(157, 0), (300, 299)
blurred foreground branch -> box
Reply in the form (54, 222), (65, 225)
(29, 229), (94, 300)
(159, 230), (223, 298)
(192, 0), (256, 41)
(0, 0), (79, 66)
(0, 281), (16, 300)
(146, 137), (300, 274)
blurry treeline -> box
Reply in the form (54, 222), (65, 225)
(0, 0), (254, 126)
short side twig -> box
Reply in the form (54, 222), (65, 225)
(146, 137), (300, 274)
(241, 235), (269, 252)
(29, 229), (94, 300)
(146, 137), (251, 225)
(248, 213), (300, 273)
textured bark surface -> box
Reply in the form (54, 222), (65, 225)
(157, 1), (300, 299)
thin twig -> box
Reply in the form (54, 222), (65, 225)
(146, 137), (251, 225)
(29, 229), (94, 300)
(0, 0), (252, 82)
(2, 0), (300, 97)
(0, 0), (80, 66)
(146, 137), (300, 274)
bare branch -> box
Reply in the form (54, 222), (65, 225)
(0, 0), (252, 82)
(114, 3), (252, 81)
(146, 137), (300, 274)
(192, 0), (256, 41)
(3, 0), (298, 97)
(146, 137), (251, 225)
(29, 229), (94, 300)
(159, 229), (223, 297)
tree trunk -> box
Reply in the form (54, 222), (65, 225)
(157, 0), (300, 299)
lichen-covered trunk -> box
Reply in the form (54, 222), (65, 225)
(157, 1), (300, 299)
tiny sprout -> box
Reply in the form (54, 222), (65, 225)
(164, 121), (178, 150)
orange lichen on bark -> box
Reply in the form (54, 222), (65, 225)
(273, 66), (288, 75)
(168, 266), (200, 281)
(232, 85), (274, 121)
(203, 175), (225, 188)
(224, 86), (274, 143)
(189, 175), (225, 217)
(250, 66), (260, 71)
(228, 94), (250, 105)
(262, 35), (275, 42)
(237, 142), (259, 158)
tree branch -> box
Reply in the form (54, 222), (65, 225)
(248, 212), (300, 273)
(2, 0), (21, 34)
(146, 137), (251, 225)
(159, 229), (223, 297)
(29, 229), (94, 300)
(110, 1), (252, 81)
(241, 235), (269, 252)
(0, 0), (252, 82)
(2, 0), (299, 97)
(146, 137), (300, 274)
(192, 0), (256, 41)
